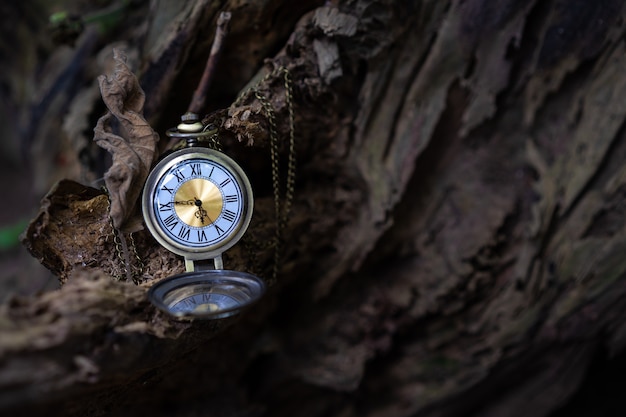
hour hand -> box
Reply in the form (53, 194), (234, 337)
(174, 200), (195, 205)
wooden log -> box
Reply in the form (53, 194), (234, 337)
(5, 0), (626, 416)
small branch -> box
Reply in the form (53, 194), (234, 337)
(187, 11), (232, 115)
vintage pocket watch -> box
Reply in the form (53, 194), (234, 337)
(143, 113), (265, 319)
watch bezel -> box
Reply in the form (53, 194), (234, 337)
(142, 147), (253, 260)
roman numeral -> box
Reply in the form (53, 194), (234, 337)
(177, 226), (190, 240)
(159, 202), (172, 212)
(222, 210), (236, 222)
(190, 163), (201, 176)
(224, 195), (237, 203)
(197, 229), (207, 242)
(163, 214), (178, 230)
(215, 224), (224, 235)
(184, 298), (197, 308)
(161, 185), (174, 194)
(208, 166), (215, 178)
(220, 178), (231, 187)
(173, 170), (185, 183)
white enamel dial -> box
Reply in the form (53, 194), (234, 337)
(142, 147), (253, 260)
(154, 158), (243, 247)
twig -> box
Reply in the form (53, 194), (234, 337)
(187, 11), (232, 115)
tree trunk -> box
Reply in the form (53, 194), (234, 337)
(4, 1), (626, 416)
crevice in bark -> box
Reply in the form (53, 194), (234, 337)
(382, 28), (439, 160)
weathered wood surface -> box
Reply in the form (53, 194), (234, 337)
(4, 0), (626, 416)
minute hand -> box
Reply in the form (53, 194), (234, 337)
(195, 206), (212, 224)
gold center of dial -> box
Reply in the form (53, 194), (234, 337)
(173, 178), (223, 228)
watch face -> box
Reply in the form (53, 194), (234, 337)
(143, 148), (253, 259)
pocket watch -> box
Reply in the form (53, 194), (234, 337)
(143, 113), (265, 319)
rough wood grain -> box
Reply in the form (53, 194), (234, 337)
(6, 0), (626, 416)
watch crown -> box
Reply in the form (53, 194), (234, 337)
(181, 112), (200, 123)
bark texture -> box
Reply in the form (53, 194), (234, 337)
(5, 0), (626, 416)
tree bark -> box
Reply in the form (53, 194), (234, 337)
(4, 0), (626, 416)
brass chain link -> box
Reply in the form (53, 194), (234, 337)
(127, 232), (145, 282)
(103, 187), (144, 284)
(233, 66), (296, 284)
(204, 124), (223, 151)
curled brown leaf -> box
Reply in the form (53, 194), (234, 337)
(94, 49), (159, 232)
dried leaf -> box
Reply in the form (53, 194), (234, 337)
(94, 49), (159, 232)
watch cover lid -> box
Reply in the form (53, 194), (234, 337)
(148, 270), (266, 320)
